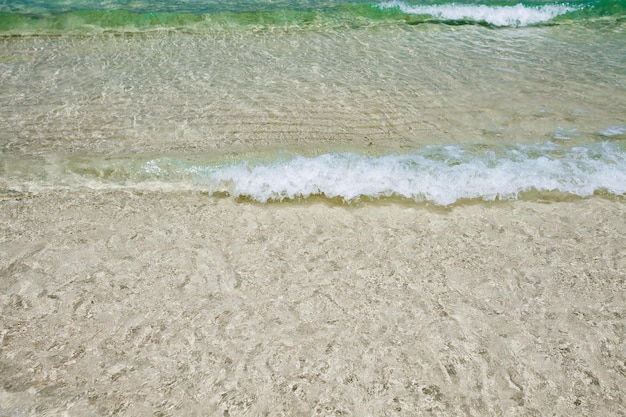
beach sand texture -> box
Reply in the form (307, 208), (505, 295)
(1, 192), (625, 416)
(1, 2), (626, 415)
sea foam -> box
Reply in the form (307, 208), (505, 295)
(377, 1), (580, 26)
(600, 125), (626, 137)
(141, 142), (626, 205)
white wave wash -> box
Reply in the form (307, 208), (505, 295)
(600, 125), (626, 137)
(141, 142), (626, 205)
(377, 1), (580, 26)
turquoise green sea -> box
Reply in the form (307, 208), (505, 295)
(1, 0), (625, 204)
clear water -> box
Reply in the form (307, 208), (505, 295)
(1, 0), (625, 205)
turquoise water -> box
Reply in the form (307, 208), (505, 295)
(1, 1), (624, 33)
(1, 0), (625, 204)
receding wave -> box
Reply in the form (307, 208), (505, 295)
(4, 142), (626, 206)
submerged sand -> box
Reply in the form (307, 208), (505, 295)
(0, 191), (625, 416)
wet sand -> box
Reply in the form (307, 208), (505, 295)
(1, 191), (625, 416)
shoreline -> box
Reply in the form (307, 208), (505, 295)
(1, 191), (624, 415)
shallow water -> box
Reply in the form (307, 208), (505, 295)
(1, 1), (625, 204)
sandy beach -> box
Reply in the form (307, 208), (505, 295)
(2, 0), (625, 415)
(1, 191), (624, 416)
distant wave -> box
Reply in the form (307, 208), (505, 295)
(1, 1), (618, 35)
(377, 1), (581, 26)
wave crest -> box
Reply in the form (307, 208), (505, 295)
(377, 1), (581, 26)
(139, 142), (626, 205)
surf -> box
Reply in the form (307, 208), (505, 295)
(377, 1), (582, 27)
(3, 141), (626, 206)
(0, 1), (621, 36)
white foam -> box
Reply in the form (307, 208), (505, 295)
(377, 1), (579, 27)
(599, 125), (626, 137)
(140, 142), (626, 205)
(554, 127), (580, 140)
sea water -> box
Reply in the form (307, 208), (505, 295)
(1, 0), (625, 205)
